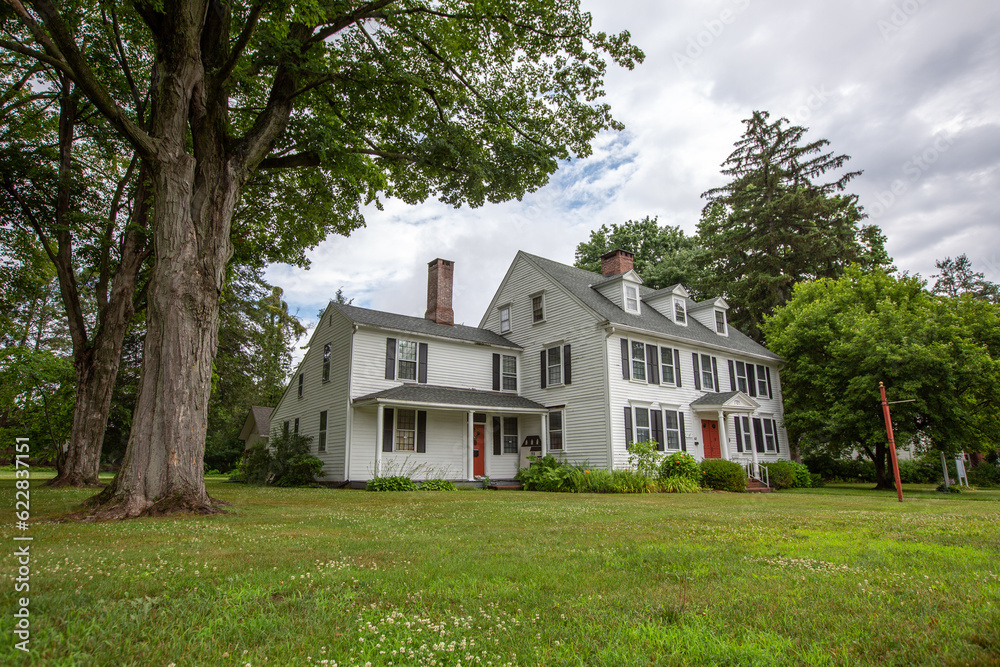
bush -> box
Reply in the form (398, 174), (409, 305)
(968, 463), (1000, 489)
(627, 441), (663, 478)
(659, 452), (701, 483)
(700, 459), (746, 492)
(232, 433), (324, 487)
(609, 469), (657, 494)
(761, 461), (812, 490)
(232, 443), (272, 484)
(579, 468), (614, 493)
(516, 455), (580, 492)
(661, 475), (701, 493)
(366, 475), (418, 491)
(895, 458), (940, 484)
(418, 479), (458, 491)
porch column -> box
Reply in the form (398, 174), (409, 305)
(375, 403), (384, 478)
(749, 414), (759, 473)
(541, 413), (548, 457)
(718, 410), (729, 461)
(467, 410), (475, 481)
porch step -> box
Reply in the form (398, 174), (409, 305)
(746, 479), (772, 493)
(488, 482), (523, 491)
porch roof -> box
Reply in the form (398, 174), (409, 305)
(353, 384), (549, 413)
(689, 391), (759, 412)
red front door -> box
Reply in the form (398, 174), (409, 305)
(701, 420), (721, 459)
(473, 424), (485, 476)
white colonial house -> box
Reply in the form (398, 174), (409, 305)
(266, 251), (791, 485)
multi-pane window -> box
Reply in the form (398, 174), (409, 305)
(756, 364), (769, 396)
(318, 411), (327, 452)
(631, 341), (646, 381)
(396, 409), (416, 451)
(547, 345), (562, 385)
(322, 343), (331, 381)
(674, 299), (686, 324)
(548, 411), (563, 450)
(701, 354), (715, 391)
(532, 295), (544, 322)
(715, 310), (726, 334)
(625, 285), (639, 313)
(502, 355), (517, 391)
(763, 419), (776, 452)
(397, 340), (417, 381)
(664, 410), (681, 451)
(293, 418), (299, 435)
(297, 373), (303, 397)
(738, 416), (753, 451)
(660, 347), (676, 385)
(502, 417), (519, 454)
(735, 361), (748, 393)
(634, 407), (651, 443)
(499, 306), (511, 333)
(283, 421), (289, 438)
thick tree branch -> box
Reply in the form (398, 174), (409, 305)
(0, 37), (72, 74)
(218, 2), (263, 85)
(307, 0), (399, 46)
(105, 5), (143, 117)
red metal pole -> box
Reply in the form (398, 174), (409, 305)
(880, 382), (904, 502)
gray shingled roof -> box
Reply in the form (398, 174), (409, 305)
(251, 405), (273, 432)
(353, 384), (548, 411)
(690, 391), (742, 406)
(331, 303), (520, 349)
(520, 252), (782, 361)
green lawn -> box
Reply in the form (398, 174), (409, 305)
(2, 473), (999, 666)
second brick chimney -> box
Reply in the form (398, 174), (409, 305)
(600, 249), (635, 277)
(425, 258), (455, 326)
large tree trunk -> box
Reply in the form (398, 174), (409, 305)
(90, 152), (237, 517)
(871, 441), (895, 490)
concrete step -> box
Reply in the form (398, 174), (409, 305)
(488, 482), (524, 491)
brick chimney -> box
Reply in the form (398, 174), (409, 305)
(600, 249), (634, 277)
(425, 258), (455, 325)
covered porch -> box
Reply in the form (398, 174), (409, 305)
(350, 385), (550, 482)
(689, 391), (765, 480)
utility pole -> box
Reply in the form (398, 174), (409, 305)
(879, 382), (904, 502)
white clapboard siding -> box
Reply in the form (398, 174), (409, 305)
(350, 406), (468, 480)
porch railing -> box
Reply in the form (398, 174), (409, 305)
(739, 459), (769, 488)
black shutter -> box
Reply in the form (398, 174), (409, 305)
(753, 418), (765, 453)
(385, 338), (396, 380)
(765, 367), (774, 399)
(711, 357), (720, 393)
(728, 360), (736, 392)
(679, 412), (687, 451)
(418, 343), (428, 384)
(651, 410), (664, 451)
(624, 407), (633, 446)
(734, 417), (743, 453)
(492, 353), (501, 391)
(492, 416), (502, 455)
(646, 344), (659, 384)
(563, 344), (572, 385)
(747, 364), (757, 397)
(417, 411), (427, 453)
(692, 353), (701, 390)
(382, 408), (394, 452)
(620, 338), (630, 380)
(540, 349), (547, 389)
(674, 349), (682, 387)
(772, 419), (780, 454)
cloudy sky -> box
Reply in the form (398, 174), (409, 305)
(266, 0), (1000, 344)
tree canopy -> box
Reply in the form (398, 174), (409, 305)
(932, 254), (999, 303)
(764, 266), (1000, 489)
(698, 111), (891, 341)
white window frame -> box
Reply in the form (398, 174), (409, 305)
(297, 373), (303, 398)
(630, 340), (647, 382)
(395, 408), (417, 451)
(546, 345), (562, 386)
(738, 415), (753, 452)
(322, 343), (331, 381)
(735, 361), (748, 393)
(756, 364), (769, 396)
(663, 409), (682, 451)
(674, 299), (687, 325)
(633, 406), (651, 443)
(501, 354), (518, 391)
(715, 310), (727, 335)
(397, 340), (418, 381)
(318, 411), (327, 452)
(531, 293), (545, 323)
(700, 353), (715, 391)
(499, 305), (511, 333)
(502, 416), (519, 454)
(548, 410), (564, 451)
(624, 284), (640, 313)
(660, 346), (676, 386)
(763, 418), (777, 453)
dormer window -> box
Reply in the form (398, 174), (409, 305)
(674, 299), (687, 325)
(715, 310), (727, 334)
(624, 285), (640, 313)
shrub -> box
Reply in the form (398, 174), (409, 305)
(661, 475), (701, 493)
(366, 475), (418, 491)
(895, 458), (940, 484)
(233, 443), (272, 484)
(699, 459), (746, 492)
(275, 454), (325, 487)
(418, 479), (458, 491)
(579, 468), (614, 493)
(659, 452), (701, 483)
(516, 455), (581, 492)
(609, 469), (657, 494)
(627, 441), (663, 478)
(968, 463), (1000, 489)
(761, 461), (811, 490)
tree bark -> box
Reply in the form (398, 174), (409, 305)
(871, 441), (895, 490)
